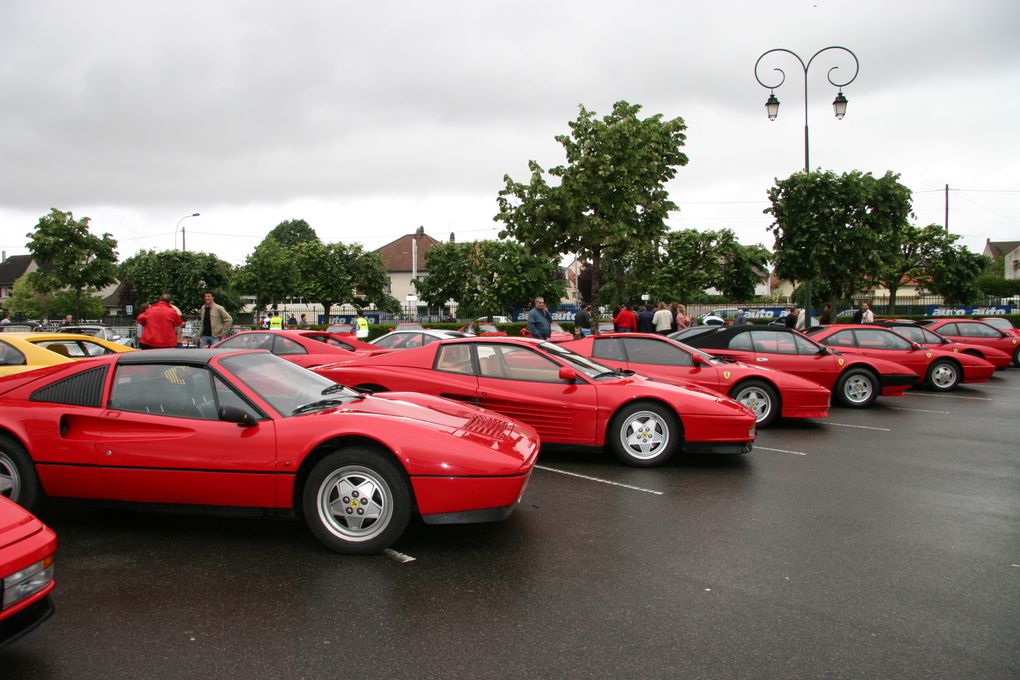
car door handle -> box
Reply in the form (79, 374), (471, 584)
(756, 357), (768, 362)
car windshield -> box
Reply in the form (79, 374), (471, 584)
(540, 341), (622, 379)
(219, 352), (360, 416)
(674, 340), (724, 364)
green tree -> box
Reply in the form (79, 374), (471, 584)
(416, 240), (564, 318)
(266, 219), (320, 248)
(924, 246), (989, 305)
(766, 170), (912, 307)
(8, 275), (55, 320)
(292, 240), (399, 317)
(877, 223), (960, 312)
(235, 237), (295, 312)
(120, 250), (238, 315)
(496, 101), (688, 311)
(25, 208), (119, 322)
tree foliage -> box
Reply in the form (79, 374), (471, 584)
(25, 208), (119, 321)
(120, 250), (238, 315)
(235, 237), (295, 311)
(415, 240), (564, 318)
(923, 245), (989, 305)
(766, 170), (912, 304)
(292, 240), (400, 316)
(266, 219), (319, 248)
(877, 223), (963, 311)
(495, 101), (688, 310)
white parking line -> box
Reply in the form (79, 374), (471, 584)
(756, 446), (808, 456)
(383, 549), (416, 563)
(973, 384), (1020, 391)
(889, 406), (951, 414)
(905, 392), (992, 401)
(535, 465), (665, 495)
(811, 421), (892, 432)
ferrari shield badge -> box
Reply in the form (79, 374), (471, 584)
(723, 370), (731, 380)
(838, 358), (845, 366)
(926, 351), (932, 359)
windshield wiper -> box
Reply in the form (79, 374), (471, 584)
(593, 368), (631, 379)
(292, 395), (364, 415)
(321, 383), (350, 396)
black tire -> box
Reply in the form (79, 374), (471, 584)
(301, 447), (412, 555)
(925, 358), (960, 392)
(834, 368), (878, 408)
(1013, 347), (1020, 368)
(0, 434), (44, 512)
(729, 379), (780, 428)
(608, 402), (680, 467)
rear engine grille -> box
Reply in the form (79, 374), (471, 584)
(464, 414), (513, 439)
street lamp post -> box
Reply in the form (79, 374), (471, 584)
(754, 46), (859, 327)
(176, 212), (200, 251)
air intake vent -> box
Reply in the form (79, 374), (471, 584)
(30, 366), (108, 408)
(464, 414), (512, 439)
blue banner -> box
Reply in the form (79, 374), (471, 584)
(926, 305), (1015, 316)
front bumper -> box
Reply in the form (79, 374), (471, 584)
(0, 595), (54, 648)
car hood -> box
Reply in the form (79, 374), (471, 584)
(0, 497), (46, 550)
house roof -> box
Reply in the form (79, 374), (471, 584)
(0, 255), (34, 286)
(984, 240), (1020, 258)
(374, 231), (441, 273)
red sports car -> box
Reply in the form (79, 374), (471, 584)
(314, 337), (757, 468)
(520, 322), (573, 342)
(920, 319), (1020, 367)
(674, 325), (919, 408)
(0, 496), (56, 647)
(0, 350), (539, 555)
(870, 321), (1013, 369)
(976, 317), (1020, 338)
(214, 330), (381, 368)
(804, 325), (996, 391)
(561, 333), (830, 427)
(295, 330), (383, 353)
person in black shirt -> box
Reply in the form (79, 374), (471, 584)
(573, 305), (592, 337)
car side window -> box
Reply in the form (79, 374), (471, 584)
(855, 329), (911, 350)
(591, 338), (627, 362)
(212, 374), (261, 420)
(0, 340), (26, 366)
(938, 323), (959, 336)
(274, 335), (307, 355)
(434, 344), (473, 374)
(959, 323), (999, 338)
(37, 340), (89, 357)
(477, 344), (561, 382)
(110, 364), (219, 419)
(622, 338), (693, 367)
(728, 333), (754, 351)
(821, 331), (856, 348)
(751, 331), (798, 354)
(220, 333), (271, 351)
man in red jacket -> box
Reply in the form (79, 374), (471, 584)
(138, 294), (183, 349)
(613, 304), (637, 333)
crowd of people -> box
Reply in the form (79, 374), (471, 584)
(135, 291), (233, 349)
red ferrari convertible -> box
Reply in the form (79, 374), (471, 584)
(804, 325), (996, 391)
(0, 350), (539, 555)
(561, 333), (830, 427)
(0, 496), (56, 647)
(214, 329), (383, 369)
(674, 325), (919, 408)
(314, 337), (757, 468)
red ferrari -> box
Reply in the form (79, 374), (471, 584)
(674, 325), (919, 408)
(0, 496), (56, 647)
(314, 337), (757, 468)
(214, 330), (382, 369)
(804, 325), (996, 391)
(0, 350), (539, 555)
(919, 319), (1020, 367)
(869, 321), (1013, 369)
(561, 333), (830, 427)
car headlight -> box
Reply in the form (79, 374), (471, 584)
(2, 556), (55, 610)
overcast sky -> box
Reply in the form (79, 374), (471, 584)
(1, 0), (1018, 268)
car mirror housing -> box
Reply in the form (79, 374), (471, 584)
(911, 342), (923, 351)
(817, 346), (830, 356)
(690, 354), (704, 365)
(219, 405), (257, 427)
(558, 366), (578, 382)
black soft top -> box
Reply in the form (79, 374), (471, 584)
(680, 324), (806, 349)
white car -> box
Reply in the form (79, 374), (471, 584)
(57, 324), (135, 348)
(369, 329), (471, 350)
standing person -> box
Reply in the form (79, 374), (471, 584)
(63, 314), (73, 326)
(269, 310), (283, 330)
(819, 303), (833, 325)
(676, 304), (691, 330)
(652, 302), (673, 335)
(526, 297), (552, 340)
(573, 304), (592, 338)
(287, 313), (297, 326)
(852, 304), (864, 324)
(355, 310), (369, 339)
(0, 311), (10, 325)
(796, 308), (807, 330)
(134, 302), (150, 342)
(614, 304), (637, 333)
(611, 305), (622, 332)
(733, 308), (748, 326)
(784, 308), (798, 328)
(669, 303), (679, 332)
(637, 304), (655, 333)
(860, 302), (875, 324)
(299, 313), (308, 327)
(137, 294), (183, 349)
(198, 291), (233, 348)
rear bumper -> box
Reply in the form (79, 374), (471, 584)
(879, 374), (919, 396)
(779, 387), (831, 420)
(961, 364), (996, 383)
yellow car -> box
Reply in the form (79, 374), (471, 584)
(0, 332), (136, 377)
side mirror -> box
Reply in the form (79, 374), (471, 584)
(559, 366), (578, 382)
(817, 346), (830, 356)
(690, 354), (704, 365)
(219, 405), (257, 427)
(911, 342), (922, 351)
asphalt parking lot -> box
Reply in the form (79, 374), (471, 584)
(3, 370), (1018, 679)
